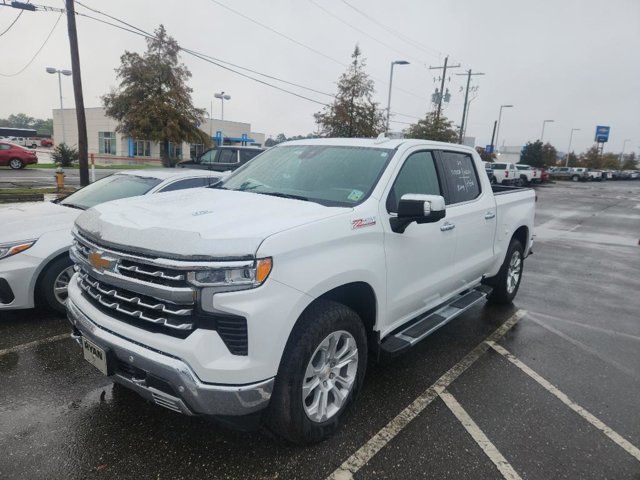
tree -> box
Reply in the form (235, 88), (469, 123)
(565, 152), (579, 167)
(579, 146), (601, 169)
(103, 25), (210, 167)
(541, 142), (558, 167)
(405, 112), (459, 142)
(314, 45), (385, 137)
(52, 143), (79, 167)
(476, 146), (496, 162)
(264, 137), (277, 147)
(0, 114), (53, 134)
(621, 152), (638, 170)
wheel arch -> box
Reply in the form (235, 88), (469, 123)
(32, 248), (72, 304)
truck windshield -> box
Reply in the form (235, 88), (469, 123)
(219, 145), (394, 206)
(60, 174), (161, 210)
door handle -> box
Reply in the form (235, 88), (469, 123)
(484, 211), (496, 220)
(440, 222), (455, 232)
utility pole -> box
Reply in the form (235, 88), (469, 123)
(490, 120), (497, 153)
(65, 0), (89, 186)
(429, 56), (460, 121)
(455, 69), (484, 144)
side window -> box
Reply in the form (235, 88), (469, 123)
(199, 149), (215, 164)
(0, 144), (11, 150)
(387, 151), (440, 213)
(440, 152), (481, 204)
(217, 149), (237, 164)
(240, 150), (259, 163)
(159, 178), (207, 193)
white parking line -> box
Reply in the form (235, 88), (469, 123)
(0, 333), (71, 357)
(527, 314), (640, 381)
(438, 388), (522, 480)
(326, 309), (527, 480)
(488, 341), (640, 462)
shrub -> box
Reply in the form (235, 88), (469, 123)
(51, 143), (79, 167)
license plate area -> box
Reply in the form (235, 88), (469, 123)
(82, 338), (112, 375)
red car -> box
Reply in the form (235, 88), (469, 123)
(40, 138), (53, 147)
(540, 168), (550, 183)
(0, 141), (38, 169)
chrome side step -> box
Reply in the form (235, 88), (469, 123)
(380, 285), (491, 355)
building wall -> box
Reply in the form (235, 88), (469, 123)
(495, 145), (523, 164)
(53, 107), (265, 163)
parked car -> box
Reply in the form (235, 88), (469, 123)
(587, 170), (604, 181)
(0, 169), (225, 314)
(571, 167), (592, 181)
(66, 138), (535, 444)
(176, 145), (264, 172)
(8, 136), (39, 149)
(540, 168), (550, 183)
(0, 141), (38, 169)
(515, 164), (540, 185)
(491, 162), (520, 185)
(483, 161), (496, 184)
(40, 138), (54, 147)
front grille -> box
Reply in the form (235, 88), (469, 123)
(77, 271), (195, 331)
(72, 230), (249, 355)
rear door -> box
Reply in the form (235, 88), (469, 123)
(436, 150), (496, 290)
(212, 148), (239, 171)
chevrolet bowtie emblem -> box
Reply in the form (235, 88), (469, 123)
(88, 251), (112, 271)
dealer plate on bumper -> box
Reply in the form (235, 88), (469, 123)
(82, 338), (110, 375)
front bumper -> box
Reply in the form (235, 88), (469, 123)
(0, 253), (40, 309)
(66, 299), (274, 417)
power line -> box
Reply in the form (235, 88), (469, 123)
(0, 0), (29, 37)
(307, 0), (427, 67)
(206, 0), (428, 101)
(0, 12), (62, 77)
(340, 0), (442, 60)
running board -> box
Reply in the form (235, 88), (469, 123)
(380, 285), (491, 355)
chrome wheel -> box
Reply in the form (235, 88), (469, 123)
(9, 158), (23, 169)
(506, 250), (522, 294)
(302, 330), (358, 423)
(53, 266), (74, 306)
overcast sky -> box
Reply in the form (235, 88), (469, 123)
(1, 0), (638, 153)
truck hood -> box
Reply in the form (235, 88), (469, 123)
(0, 201), (80, 243)
(75, 188), (347, 259)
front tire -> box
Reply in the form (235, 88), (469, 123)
(37, 255), (74, 314)
(486, 238), (524, 304)
(266, 300), (367, 444)
(9, 158), (23, 169)
(571, 175), (579, 182)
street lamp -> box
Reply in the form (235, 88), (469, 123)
(46, 67), (72, 144)
(494, 104), (513, 153)
(385, 60), (410, 133)
(214, 91), (231, 121)
(565, 128), (581, 167)
(620, 138), (631, 165)
(540, 119), (554, 141)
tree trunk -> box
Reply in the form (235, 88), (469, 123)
(161, 139), (171, 167)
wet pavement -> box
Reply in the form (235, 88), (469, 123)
(0, 167), (113, 188)
(1, 181), (639, 479)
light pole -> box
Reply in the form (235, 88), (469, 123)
(385, 60), (409, 133)
(540, 119), (554, 141)
(565, 128), (581, 167)
(214, 91), (231, 121)
(620, 139), (631, 166)
(494, 104), (513, 153)
(46, 67), (72, 144)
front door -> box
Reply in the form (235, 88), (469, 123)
(382, 149), (458, 335)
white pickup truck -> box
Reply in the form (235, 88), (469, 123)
(66, 138), (535, 443)
(515, 164), (541, 185)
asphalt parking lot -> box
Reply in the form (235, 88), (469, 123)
(0, 164), (112, 188)
(1, 181), (639, 479)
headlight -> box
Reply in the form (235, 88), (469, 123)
(187, 258), (272, 291)
(0, 239), (37, 260)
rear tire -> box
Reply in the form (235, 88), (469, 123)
(37, 255), (74, 314)
(9, 158), (23, 169)
(486, 238), (524, 305)
(571, 175), (579, 182)
(266, 300), (367, 444)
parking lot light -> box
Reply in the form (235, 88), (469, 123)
(46, 67), (72, 144)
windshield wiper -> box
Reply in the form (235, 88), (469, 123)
(257, 192), (310, 202)
(61, 203), (86, 210)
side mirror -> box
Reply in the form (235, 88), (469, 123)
(390, 194), (446, 233)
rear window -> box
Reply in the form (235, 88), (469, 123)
(516, 165), (529, 170)
(492, 163), (507, 170)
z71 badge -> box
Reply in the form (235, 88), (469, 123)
(351, 217), (376, 229)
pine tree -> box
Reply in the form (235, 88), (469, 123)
(314, 45), (385, 138)
(405, 112), (459, 143)
(103, 25), (210, 167)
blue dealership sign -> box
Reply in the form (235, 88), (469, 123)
(594, 125), (610, 143)
(485, 145), (494, 153)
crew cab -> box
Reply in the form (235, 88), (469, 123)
(515, 164), (540, 185)
(66, 138), (535, 444)
(176, 146), (264, 172)
(491, 162), (519, 185)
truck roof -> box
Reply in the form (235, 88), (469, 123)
(279, 137), (478, 153)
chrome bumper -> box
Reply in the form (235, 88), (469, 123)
(67, 299), (274, 417)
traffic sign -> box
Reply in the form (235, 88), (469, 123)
(485, 145), (494, 153)
(594, 125), (610, 143)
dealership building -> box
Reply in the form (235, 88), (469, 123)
(52, 107), (265, 164)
